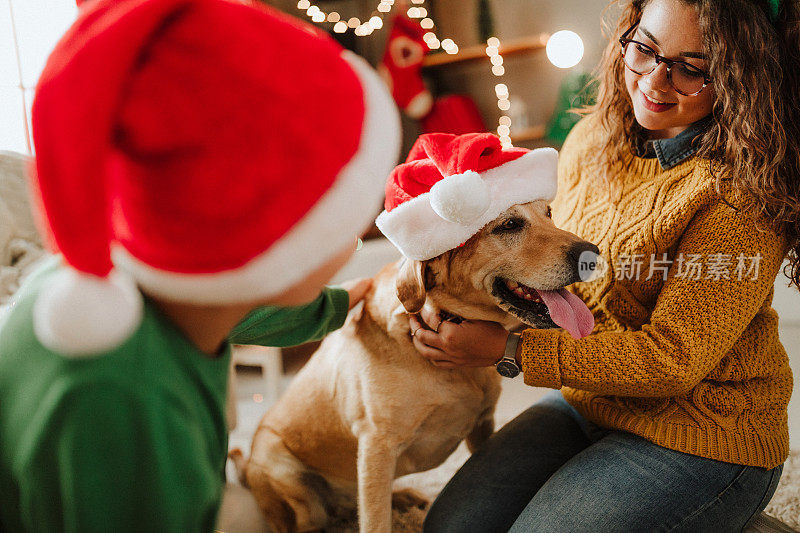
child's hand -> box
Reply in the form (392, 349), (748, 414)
(338, 278), (373, 310)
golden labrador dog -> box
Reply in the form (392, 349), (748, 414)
(232, 200), (597, 533)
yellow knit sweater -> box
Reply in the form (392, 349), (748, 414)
(519, 115), (793, 469)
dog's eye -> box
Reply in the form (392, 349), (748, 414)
(493, 218), (524, 233)
(502, 219), (520, 230)
(545, 206), (552, 219)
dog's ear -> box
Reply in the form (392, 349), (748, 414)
(396, 258), (431, 313)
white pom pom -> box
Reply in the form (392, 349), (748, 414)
(429, 171), (491, 225)
(33, 267), (143, 357)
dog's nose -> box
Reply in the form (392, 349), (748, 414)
(568, 241), (600, 282)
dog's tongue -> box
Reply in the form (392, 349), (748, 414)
(535, 288), (594, 339)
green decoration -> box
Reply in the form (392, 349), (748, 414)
(478, 0), (494, 42)
(545, 71), (598, 146)
(768, 0), (781, 22)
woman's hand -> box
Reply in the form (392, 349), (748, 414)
(338, 278), (373, 310)
(409, 307), (509, 368)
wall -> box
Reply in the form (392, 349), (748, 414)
(265, 0), (620, 150)
(0, 0), (77, 154)
(427, 0), (620, 146)
(772, 269), (800, 444)
(2, 0), (618, 154)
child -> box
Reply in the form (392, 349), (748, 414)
(0, 0), (400, 531)
(412, 0), (800, 531)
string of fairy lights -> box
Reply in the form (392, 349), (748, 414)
(486, 37), (513, 147)
(294, 0), (517, 147)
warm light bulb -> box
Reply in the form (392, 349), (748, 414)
(497, 125), (510, 136)
(327, 12), (340, 22)
(546, 30), (584, 69)
(334, 21), (348, 32)
(499, 115), (512, 126)
(498, 99), (511, 111)
(297, 0), (310, 9)
(492, 65), (505, 76)
(407, 7), (419, 17)
(378, 3), (391, 12)
(495, 83), (508, 97)
(485, 45), (498, 56)
(427, 38), (441, 49)
(347, 17), (360, 28)
(369, 16), (383, 29)
(420, 18), (434, 29)
(490, 55), (503, 66)
(312, 11), (325, 22)
(487, 37), (500, 48)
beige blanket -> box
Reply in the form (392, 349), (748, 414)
(0, 151), (45, 305)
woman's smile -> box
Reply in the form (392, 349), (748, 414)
(640, 90), (677, 112)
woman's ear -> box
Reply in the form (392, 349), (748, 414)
(396, 258), (429, 313)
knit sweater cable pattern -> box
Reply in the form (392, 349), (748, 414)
(520, 116), (793, 469)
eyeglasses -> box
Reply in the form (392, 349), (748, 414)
(619, 25), (711, 96)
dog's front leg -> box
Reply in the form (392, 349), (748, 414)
(466, 407), (495, 453)
(466, 414), (494, 453)
(357, 433), (398, 533)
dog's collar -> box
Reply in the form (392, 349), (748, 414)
(438, 309), (465, 324)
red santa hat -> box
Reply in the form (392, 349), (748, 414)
(376, 133), (558, 260)
(30, 0), (400, 356)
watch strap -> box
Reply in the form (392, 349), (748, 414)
(504, 332), (521, 361)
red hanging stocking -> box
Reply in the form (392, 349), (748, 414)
(378, 15), (433, 119)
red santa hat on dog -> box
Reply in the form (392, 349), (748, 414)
(376, 133), (558, 260)
(31, 0), (400, 356)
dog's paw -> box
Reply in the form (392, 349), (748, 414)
(227, 448), (248, 486)
(391, 488), (429, 512)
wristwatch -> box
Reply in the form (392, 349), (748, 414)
(495, 332), (521, 378)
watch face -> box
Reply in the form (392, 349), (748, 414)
(496, 359), (520, 378)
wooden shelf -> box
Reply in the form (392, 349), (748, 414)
(422, 33), (549, 68)
(510, 124), (546, 143)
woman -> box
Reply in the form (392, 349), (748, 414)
(414, 0), (800, 530)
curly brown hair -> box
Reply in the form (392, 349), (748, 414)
(587, 0), (800, 290)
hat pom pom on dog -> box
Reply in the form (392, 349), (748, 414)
(429, 170), (491, 225)
(33, 268), (144, 357)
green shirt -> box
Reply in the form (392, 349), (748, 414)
(0, 257), (349, 532)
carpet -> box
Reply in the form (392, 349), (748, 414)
(220, 386), (799, 532)
(0, 151), (44, 301)
(219, 445), (799, 533)
(383, 447), (800, 533)
(765, 450), (800, 530)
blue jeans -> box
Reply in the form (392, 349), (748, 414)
(424, 390), (783, 533)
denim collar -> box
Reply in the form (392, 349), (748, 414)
(636, 116), (712, 170)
